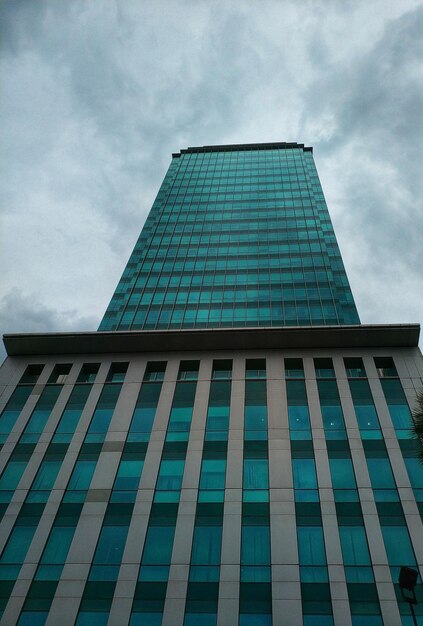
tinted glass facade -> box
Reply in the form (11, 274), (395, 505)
(99, 143), (360, 331)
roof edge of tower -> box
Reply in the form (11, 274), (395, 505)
(172, 142), (313, 157)
(3, 324), (420, 357)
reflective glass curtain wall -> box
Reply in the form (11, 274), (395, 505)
(99, 143), (360, 331)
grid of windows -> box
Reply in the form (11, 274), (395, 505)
(0, 352), (421, 626)
(99, 144), (360, 331)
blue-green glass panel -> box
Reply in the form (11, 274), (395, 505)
(366, 457), (396, 490)
(129, 382), (162, 435)
(191, 526), (222, 565)
(0, 526), (36, 564)
(54, 384), (92, 436)
(339, 527), (371, 566)
(93, 525), (128, 565)
(199, 459), (226, 490)
(0, 386), (33, 440)
(67, 460), (96, 491)
(297, 527), (326, 565)
(292, 458), (317, 490)
(113, 460), (143, 491)
(380, 526), (417, 567)
(329, 458), (357, 490)
(156, 460), (185, 491)
(87, 384), (122, 435)
(243, 459), (269, 490)
(0, 461), (27, 491)
(40, 526), (75, 564)
(21, 385), (62, 437)
(142, 526), (175, 565)
(241, 526), (270, 566)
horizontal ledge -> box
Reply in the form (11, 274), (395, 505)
(3, 324), (420, 357)
(172, 142), (312, 157)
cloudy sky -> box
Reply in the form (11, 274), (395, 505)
(1, 0), (422, 358)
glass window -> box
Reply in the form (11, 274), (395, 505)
(48, 364), (71, 384)
(142, 526), (175, 565)
(380, 526), (417, 566)
(0, 460), (27, 491)
(329, 458), (356, 490)
(374, 357), (397, 378)
(67, 460), (97, 491)
(19, 364), (44, 384)
(93, 525), (128, 565)
(292, 458), (317, 490)
(200, 459), (226, 490)
(106, 362), (128, 382)
(31, 460), (62, 491)
(245, 381), (267, 433)
(243, 458), (269, 490)
(241, 526), (270, 565)
(77, 364), (100, 383)
(0, 526), (35, 563)
(339, 526), (371, 566)
(0, 386), (33, 438)
(344, 358), (366, 378)
(40, 526), (75, 564)
(156, 459), (185, 491)
(297, 526), (326, 565)
(285, 358), (304, 378)
(129, 383), (162, 436)
(191, 526), (222, 565)
(114, 459), (143, 491)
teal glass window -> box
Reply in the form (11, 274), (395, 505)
(156, 459), (185, 491)
(19, 385), (62, 443)
(380, 379), (412, 434)
(53, 384), (92, 442)
(317, 380), (346, 438)
(129, 381), (163, 441)
(86, 383), (122, 440)
(339, 526), (371, 566)
(113, 459), (143, 491)
(0, 386), (34, 442)
(285, 358), (305, 379)
(106, 362), (128, 382)
(366, 457), (396, 490)
(40, 526), (75, 566)
(191, 526), (222, 566)
(47, 364), (71, 384)
(297, 526), (326, 565)
(348, 380), (381, 437)
(166, 382), (197, 441)
(92, 525), (128, 566)
(374, 357), (397, 378)
(329, 458), (357, 490)
(77, 363), (100, 383)
(0, 525), (36, 564)
(199, 459), (226, 490)
(142, 526), (175, 565)
(243, 458), (269, 490)
(244, 380), (267, 439)
(344, 358), (366, 378)
(19, 365), (44, 384)
(205, 381), (231, 440)
(380, 526), (417, 568)
(30, 459), (62, 492)
(286, 380), (311, 438)
(0, 460), (28, 492)
(67, 460), (96, 491)
(292, 458), (318, 490)
(241, 526), (270, 566)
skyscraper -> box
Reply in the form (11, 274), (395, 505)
(0, 143), (422, 626)
(100, 143), (359, 331)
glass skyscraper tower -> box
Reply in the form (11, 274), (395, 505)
(100, 143), (359, 331)
(0, 143), (421, 626)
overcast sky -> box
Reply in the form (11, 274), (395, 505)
(1, 0), (422, 359)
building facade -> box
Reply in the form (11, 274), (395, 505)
(0, 143), (422, 626)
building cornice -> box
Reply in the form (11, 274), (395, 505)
(3, 324), (420, 357)
(172, 142), (312, 157)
